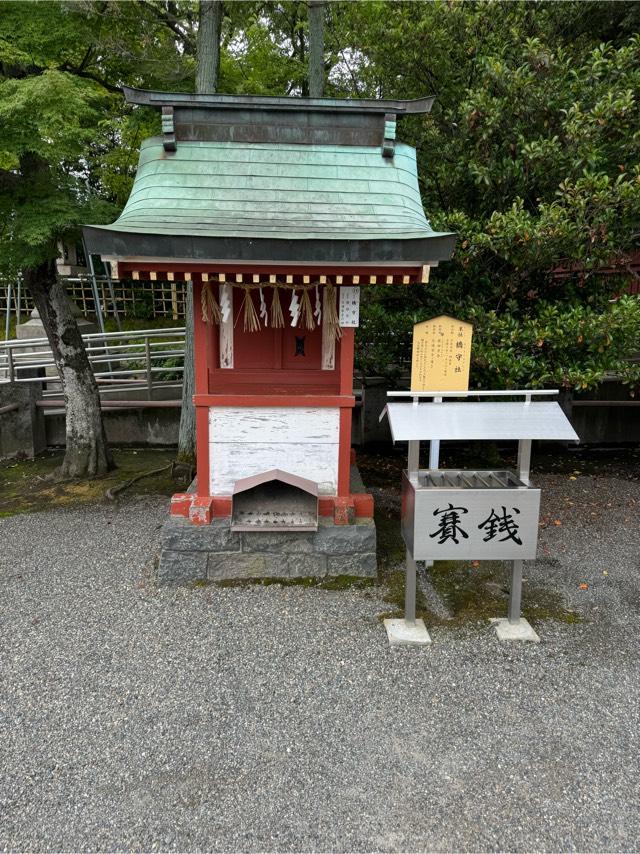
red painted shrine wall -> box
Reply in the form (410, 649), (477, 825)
(207, 287), (342, 394)
(189, 276), (370, 520)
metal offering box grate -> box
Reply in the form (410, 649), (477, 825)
(417, 469), (527, 490)
(232, 483), (318, 531)
(231, 469), (319, 533)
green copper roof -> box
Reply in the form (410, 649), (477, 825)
(98, 138), (449, 241)
(85, 87), (456, 265)
(85, 136), (456, 264)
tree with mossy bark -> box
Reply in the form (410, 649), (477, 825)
(0, 0), (196, 479)
(0, 50), (118, 477)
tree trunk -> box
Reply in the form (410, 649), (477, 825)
(25, 259), (114, 478)
(196, 0), (223, 93)
(308, 0), (325, 98)
(177, 0), (224, 470)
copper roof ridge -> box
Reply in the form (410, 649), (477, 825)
(123, 86), (434, 115)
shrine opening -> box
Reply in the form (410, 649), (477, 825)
(83, 87), (456, 583)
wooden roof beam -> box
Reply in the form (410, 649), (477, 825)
(108, 262), (436, 285)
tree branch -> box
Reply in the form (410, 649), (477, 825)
(59, 63), (121, 94)
(78, 44), (95, 73)
(137, 0), (196, 54)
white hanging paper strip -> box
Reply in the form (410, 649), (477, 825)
(220, 287), (232, 322)
(259, 287), (268, 327)
(289, 290), (301, 327)
(339, 286), (360, 327)
(314, 285), (322, 325)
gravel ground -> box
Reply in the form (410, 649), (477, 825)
(1, 469), (639, 852)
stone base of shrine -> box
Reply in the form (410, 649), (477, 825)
(157, 515), (377, 585)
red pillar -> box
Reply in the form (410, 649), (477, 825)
(337, 328), (355, 497)
(187, 275), (214, 524)
(193, 276), (208, 395)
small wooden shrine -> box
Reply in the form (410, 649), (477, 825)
(84, 87), (456, 582)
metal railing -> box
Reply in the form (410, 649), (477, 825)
(0, 327), (185, 399)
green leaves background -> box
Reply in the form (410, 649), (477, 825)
(1, 0), (639, 390)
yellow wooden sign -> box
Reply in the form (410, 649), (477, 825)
(410, 315), (473, 391)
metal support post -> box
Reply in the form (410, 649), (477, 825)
(5, 280), (12, 341)
(387, 382), (425, 642)
(84, 246), (106, 336)
(7, 346), (15, 383)
(407, 440), (420, 475)
(104, 262), (122, 332)
(429, 395), (442, 469)
(88, 267), (105, 334)
(405, 548), (417, 626)
(145, 336), (153, 400)
(428, 440), (440, 470)
(16, 278), (21, 327)
(425, 396), (443, 568)
(83, 243), (113, 378)
(517, 439), (532, 484)
(493, 558), (538, 640)
(508, 560), (523, 624)
(383, 546), (431, 646)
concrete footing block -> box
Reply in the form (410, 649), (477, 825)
(491, 617), (540, 643)
(384, 618), (432, 648)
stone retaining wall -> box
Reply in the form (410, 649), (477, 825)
(0, 383), (46, 461)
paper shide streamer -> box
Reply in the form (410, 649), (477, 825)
(219, 286), (232, 323)
(259, 288), (268, 327)
(314, 285), (322, 326)
(199, 278), (342, 341)
(289, 289), (301, 327)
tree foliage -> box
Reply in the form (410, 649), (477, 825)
(333, 2), (640, 390)
(2, 0), (639, 394)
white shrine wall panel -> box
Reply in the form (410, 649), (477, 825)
(209, 407), (340, 495)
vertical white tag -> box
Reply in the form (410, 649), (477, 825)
(339, 286), (360, 327)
